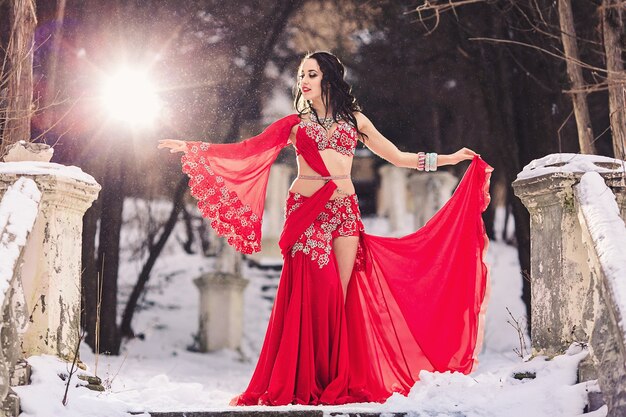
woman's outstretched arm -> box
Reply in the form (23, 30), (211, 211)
(355, 112), (477, 168)
(157, 139), (187, 153)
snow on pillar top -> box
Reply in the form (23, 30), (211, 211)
(517, 153), (625, 181)
(0, 161), (98, 185)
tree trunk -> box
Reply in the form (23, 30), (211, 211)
(1, 0), (36, 155)
(198, 217), (211, 255)
(465, 5), (556, 328)
(119, 176), (188, 338)
(95, 145), (126, 355)
(181, 204), (195, 255)
(601, 0), (626, 160)
(42, 0), (67, 130)
(81, 186), (103, 352)
(558, 0), (597, 154)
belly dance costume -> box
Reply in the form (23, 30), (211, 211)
(288, 119), (364, 269)
(180, 114), (493, 406)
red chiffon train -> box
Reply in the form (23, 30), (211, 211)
(180, 114), (493, 406)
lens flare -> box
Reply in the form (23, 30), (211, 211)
(101, 68), (160, 127)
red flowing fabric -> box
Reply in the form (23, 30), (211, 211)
(180, 114), (493, 406)
(181, 114), (299, 254)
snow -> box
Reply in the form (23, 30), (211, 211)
(0, 177), (41, 307)
(575, 172), (626, 347)
(14, 355), (148, 417)
(517, 153), (625, 181)
(12, 200), (599, 416)
(0, 161), (97, 184)
(383, 345), (593, 417)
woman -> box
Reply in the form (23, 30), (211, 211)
(158, 51), (492, 406)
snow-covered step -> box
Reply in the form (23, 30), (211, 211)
(140, 412), (462, 417)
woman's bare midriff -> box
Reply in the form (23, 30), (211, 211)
(289, 150), (356, 200)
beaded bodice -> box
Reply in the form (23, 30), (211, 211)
(297, 119), (358, 157)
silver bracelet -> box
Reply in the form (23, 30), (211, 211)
(425, 152), (438, 172)
(416, 152), (425, 171)
(429, 153), (437, 172)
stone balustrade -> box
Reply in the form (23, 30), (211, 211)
(0, 149), (100, 416)
(513, 153), (626, 416)
(574, 171), (626, 414)
(0, 161), (100, 361)
(0, 177), (41, 416)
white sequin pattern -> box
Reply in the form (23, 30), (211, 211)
(286, 193), (363, 269)
(299, 120), (357, 156)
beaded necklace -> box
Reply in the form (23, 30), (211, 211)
(311, 112), (336, 130)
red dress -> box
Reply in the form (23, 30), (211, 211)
(180, 114), (493, 405)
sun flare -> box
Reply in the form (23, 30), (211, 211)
(101, 68), (161, 127)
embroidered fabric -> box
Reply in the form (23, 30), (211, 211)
(285, 192), (365, 270)
(297, 120), (358, 157)
(182, 142), (262, 254)
(180, 114), (299, 255)
(181, 115), (493, 407)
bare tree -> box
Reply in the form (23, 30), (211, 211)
(41, 0), (67, 130)
(410, 0), (625, 331)
(118, 0), (307, 340)
(601, 0), (626, 160)
(558, 0), (596, 154)
(119, 177), (187, 338)
(224, 0), (306, 142)
(414, 0), (626, 158)
(0, 0), (37, 155)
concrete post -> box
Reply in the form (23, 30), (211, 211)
(378, 165), (409, 234)
(193, 229), (248, 352)
(512, 155), (626, 357)
(513, 173), (592, 355)
(193, 271), (249, 352)
(408, 171), (458, 229)
(0, 162), (100, 360)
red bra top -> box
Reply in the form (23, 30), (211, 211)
(295, 119), (358, 157)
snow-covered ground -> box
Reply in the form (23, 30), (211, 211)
(14, 202), (601, 417)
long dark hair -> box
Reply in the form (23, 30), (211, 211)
(293, 51), (366, 139)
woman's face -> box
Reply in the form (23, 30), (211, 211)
(299, 58), (323, 103)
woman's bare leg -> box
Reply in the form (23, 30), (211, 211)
(332, 236), (359, 300)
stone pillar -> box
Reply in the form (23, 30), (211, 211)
(513, 173), (591, 355)
(193, 272), (248, 352)
(259, 163), (293, 259)
(408, 171), (458, 229)
(512, 162), (625, 357)
(0, 163), (100, 360)
(193, 241), (248, 352)
(214, 241), (242, 276)
(378, 165), (409, 234)
(0, 177), (41, 416)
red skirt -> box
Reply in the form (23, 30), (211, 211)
(231, 158), (492, 406)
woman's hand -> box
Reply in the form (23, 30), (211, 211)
(449, 147), (478, 165)
(157, 139), (187, 153)
(436, 148), (478, 167)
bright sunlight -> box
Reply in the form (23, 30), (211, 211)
(101, 68), (161, 127)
